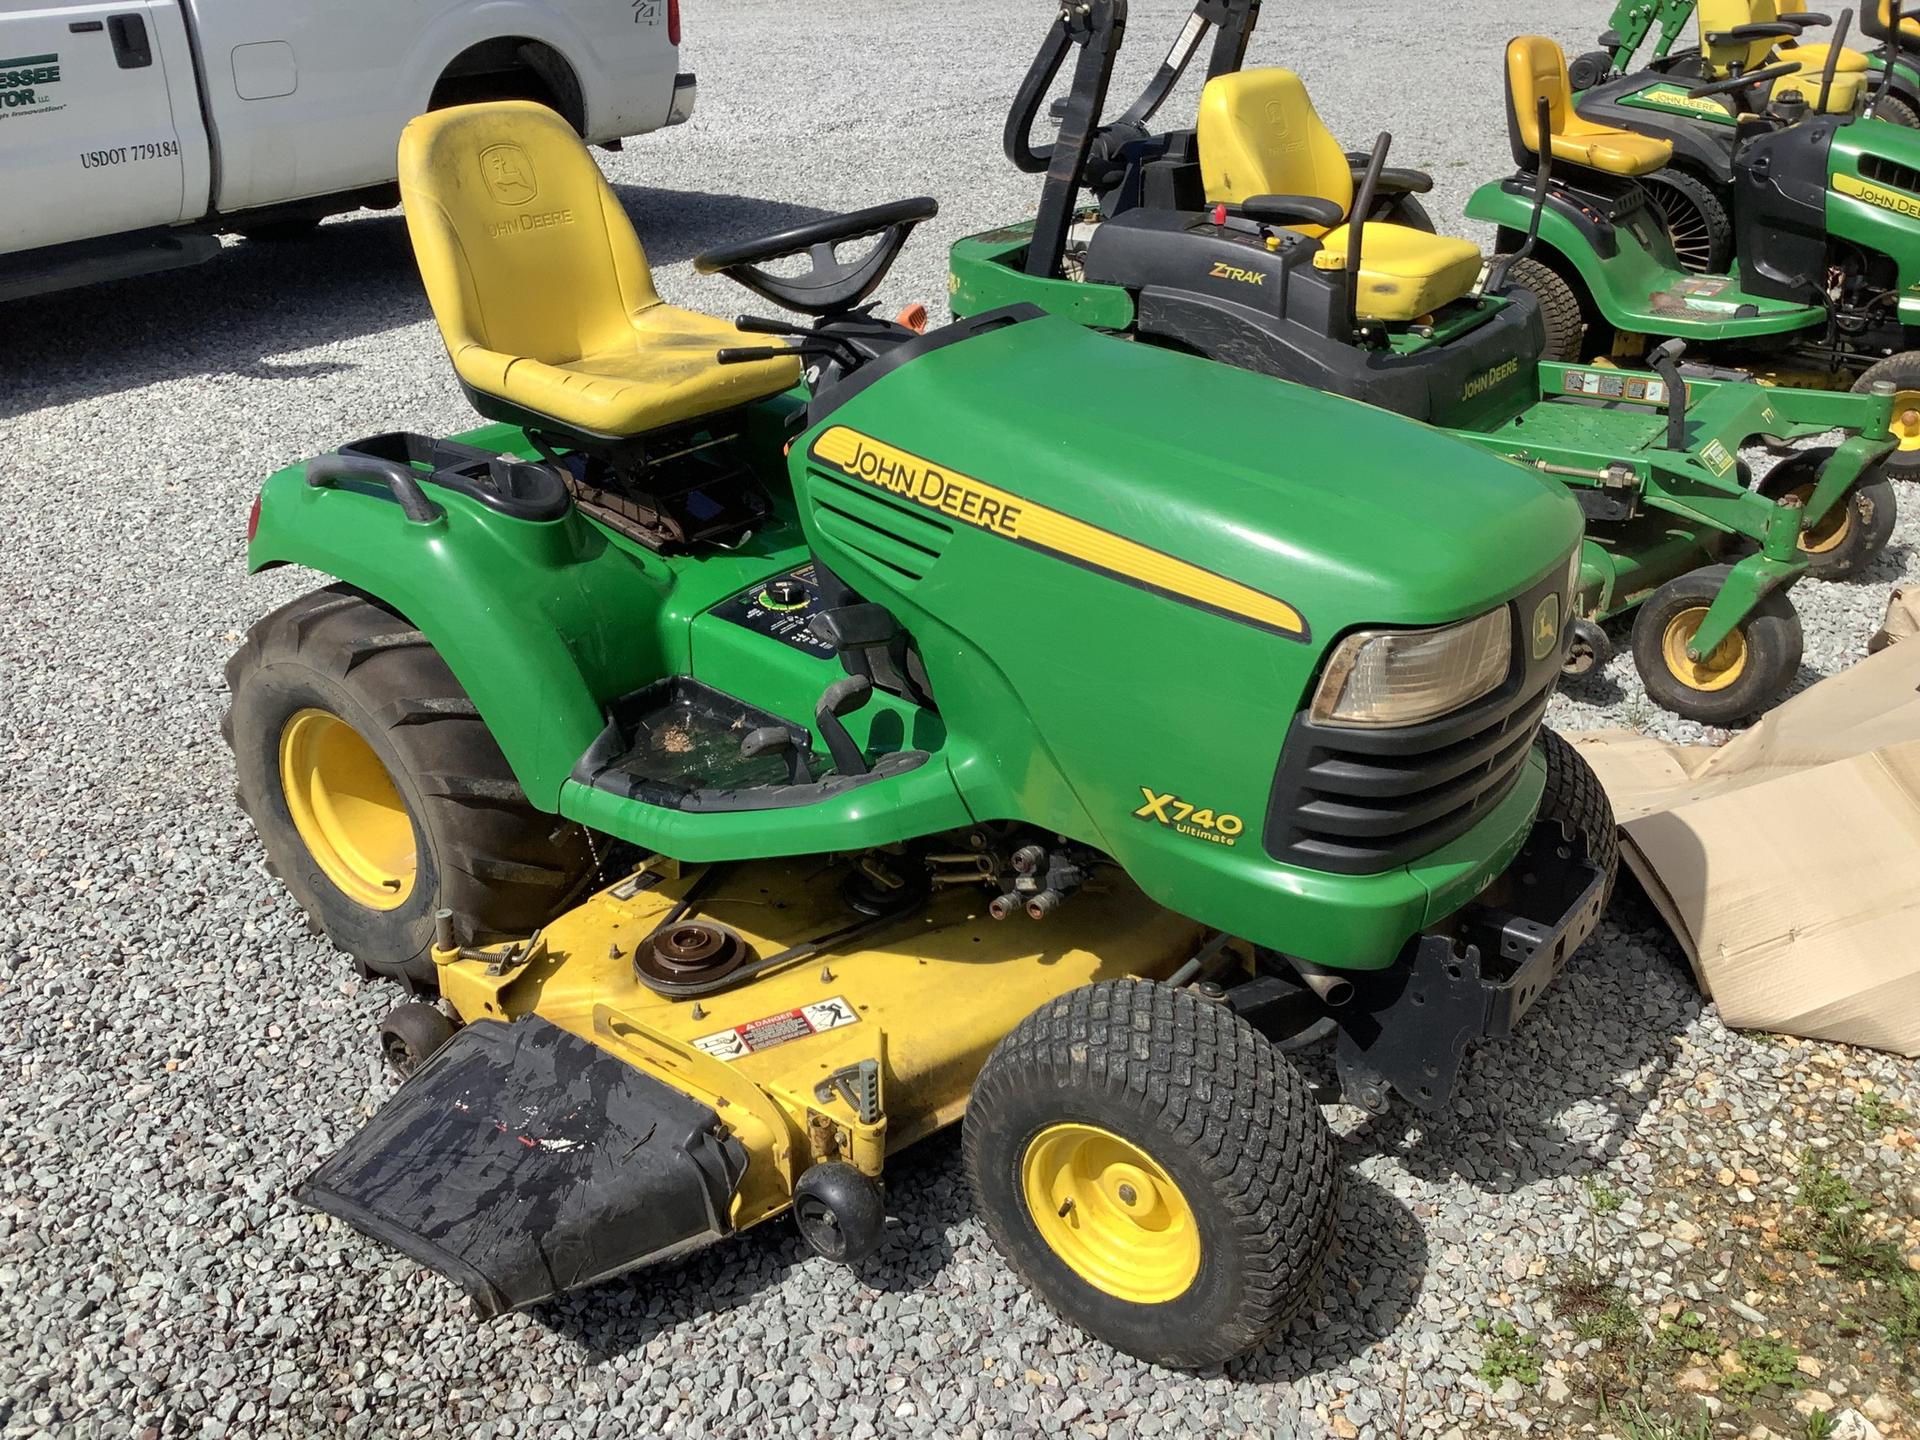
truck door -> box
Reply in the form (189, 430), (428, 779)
(0, 1), (206, 254)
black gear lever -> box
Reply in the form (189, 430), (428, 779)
(814, 676), (873, 777)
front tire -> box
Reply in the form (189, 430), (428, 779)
(965, 979), (1339, 1368)
(1756, 448), (1899, 580)
(1630, 565), (1802, 724)
(1852, 351), (1920, 477)
(223, 586), (596, 990)
(1641, 169), (1733, 274)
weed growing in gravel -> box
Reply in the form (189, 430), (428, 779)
(1476, 1319), (1543, 1386)
(1855, 1088), (1913, 1133)
(1795, 1152), (1863, 1220)
(1802, 1408), (1839, 1440)
(1583, 1177), (1626, 1214)
(1651, 1310), (1721, 1361)
(1555, 1261), (1638, 1343)
(1601, 1397), (1714, 1440)
(1786, 1151), (1918, 1346)
(1722, 1336), (1801, 1397)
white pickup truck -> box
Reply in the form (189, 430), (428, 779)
(0, 0), (694, 300)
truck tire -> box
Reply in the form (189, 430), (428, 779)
(223, 586), (597, 991)
(1630, 565), (1802, 725)
(965, 979), (1338, 1368)
(1536, 728), (1618, 906)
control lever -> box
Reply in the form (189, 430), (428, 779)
(814, 676), (873, 777)
(1646, 339), (1691, 450)
(740, 727), (810, 785)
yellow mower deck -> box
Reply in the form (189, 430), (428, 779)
(435, 855), (1204, 1234)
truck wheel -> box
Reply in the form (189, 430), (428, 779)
(1536, 728), (1619, 904)
(1502, 257), (1585, 363)
(223, 586), (597, 991)
(1852, 352), (1920, 477)
(1756, 448), (1898, 580)
(1630, 565), (1802, 725)
(1640, 169), (1732, 274)
(964, 979), (1338, 1368)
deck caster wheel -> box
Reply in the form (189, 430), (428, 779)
(379, 1002), (455, 1078)
(1757, 449), (1898, 580)
(1630, 565), (1801, 725)
(1561, 618), (1611, 678)
(793, 1161), (886, 1263)
(1852, 353), (1920, 478)
(965, 979), (1338, 1369)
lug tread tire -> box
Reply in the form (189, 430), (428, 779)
(1503, 257), (1585, 363)
(1629, 563), (1803, 725)
(1870, 94), (1920, 127)
(964, 979), (1339, 1369)
(225, 586), (596, 990)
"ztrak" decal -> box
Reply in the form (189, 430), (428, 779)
(1208, 260), (1266, 286)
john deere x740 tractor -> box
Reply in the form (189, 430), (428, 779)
(228, 101), (1616, 1368)
(949, 0), (1898, 721)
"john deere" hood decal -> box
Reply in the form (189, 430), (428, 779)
(808, 426), (1309, 641)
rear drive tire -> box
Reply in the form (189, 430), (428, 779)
(965, 979), (1338, 1368)
(1630, 565), (1802, 724)
(1869, 93), (1920, 127)
(1756, 448), (1899, 580)
(224, 586), (597, 991)
(1852, 351), (1920, 477)
(1640, 169), (1733, 274)
(1502, 256), (1586, 362)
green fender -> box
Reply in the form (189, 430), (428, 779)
(246, 455), (677, 811)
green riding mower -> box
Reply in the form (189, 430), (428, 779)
(227, 101), (1620, 1368)
(1570, 0), (1920, 126)
(1469, 31), (1920, 475)
(948, 0), (1898, 721)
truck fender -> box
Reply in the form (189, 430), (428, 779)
(402, 4), (617, 140)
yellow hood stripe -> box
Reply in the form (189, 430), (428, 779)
(809, 426), (1307, 640)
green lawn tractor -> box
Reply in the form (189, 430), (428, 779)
(226, 100), (1618, 1367)
(949, 0), (1897, 721)
(1469, 32), (1920, 475)
(1570, 0), (1920, 125)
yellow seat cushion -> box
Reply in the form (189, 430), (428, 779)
(1310, 224), (1484, 321)
(1196, 68), (1355, 230)
(1507, 36), (1677, 177)
(398, 100), (799, 439)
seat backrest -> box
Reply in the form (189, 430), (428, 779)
(1866, 0), (1920, 41)
(1196, 69), (1353, 217)
(398, 101), (661, 369)
(1700, 0), (1780, 73)
(1505, 36), (1573, 168)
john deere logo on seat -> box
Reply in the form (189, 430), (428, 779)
(1531, 594), (1562, 661)
(480, 143), (538, 205)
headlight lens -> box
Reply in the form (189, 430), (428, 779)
(1311, 608), (1512, 727)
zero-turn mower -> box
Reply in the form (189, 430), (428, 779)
(948, 0), (1898, 721)
(227, 101), (1619, 1367)
(1469, 30), (1920, 475)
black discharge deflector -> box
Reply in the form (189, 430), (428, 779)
(297, 1017), (748, 1317)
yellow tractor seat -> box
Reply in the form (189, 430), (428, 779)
(1870, 0), (1920, 44)
(1196, 67), (1483, 319)
(1506, 36), (1677, 177)
(397, 101), (799, 440)
(1310, 226), (1486, 323)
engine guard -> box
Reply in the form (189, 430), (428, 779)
(1331, 817), (1610, 1114)
(296, 1016), (748, 1317)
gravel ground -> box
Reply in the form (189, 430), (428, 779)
(4, 2), (1919, 1437)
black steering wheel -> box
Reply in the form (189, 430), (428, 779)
(693, 197), (938, 316)
(1688, 59), (1803, 98)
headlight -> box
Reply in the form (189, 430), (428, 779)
(1310, 607), (1512, 727)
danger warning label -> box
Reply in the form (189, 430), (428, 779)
(692, 996), (860, 1061)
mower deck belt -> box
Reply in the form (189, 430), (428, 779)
(297, 1017), (747, 1317)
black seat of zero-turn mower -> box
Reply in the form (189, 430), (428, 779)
(296, 1017), (748, 1317)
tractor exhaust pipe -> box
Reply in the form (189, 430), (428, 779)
(1284, 954), (1356, 1008)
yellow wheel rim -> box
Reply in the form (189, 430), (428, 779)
(278, 708), (417, 910)
(1660, 607), (1749, 693)
(1778, 480), (1851, 556)
(1021, 1123), (1200, 1304)
(1893, 388), (1920, 452)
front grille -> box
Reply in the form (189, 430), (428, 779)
(1263, 601), (1558, 875)
(1862, 154), (1920, 196)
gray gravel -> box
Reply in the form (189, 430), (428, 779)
(3, 2), (1918, 1436)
